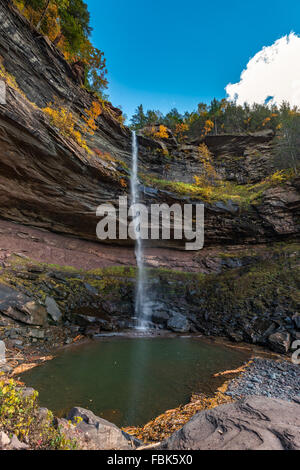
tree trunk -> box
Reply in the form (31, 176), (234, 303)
(36, 0), (51, 31)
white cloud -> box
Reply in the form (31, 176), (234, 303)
(226, 33), (300, 107)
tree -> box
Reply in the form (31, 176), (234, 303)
(54, 0), (91, 53)
(274, 112), (300, 173)
(130, 105), (147, 130)
(164, 108), (182, 129)
(34, 0), (69, 32)
(79, 40), (108, 95)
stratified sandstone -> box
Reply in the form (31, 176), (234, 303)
(159, 396), (300, 450)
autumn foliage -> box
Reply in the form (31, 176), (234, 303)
(43, 102), (90, 153)
(153, 125), (169, 139)
(82, 101), (102, 135)
(193, 144), (220, 196)
(13, 0), (108, 95)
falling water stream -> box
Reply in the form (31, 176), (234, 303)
(131, 131), (149, 330)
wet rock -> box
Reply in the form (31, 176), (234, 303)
(66, 407), (140, 450)
(28, 328), (45, 340)
(84, 325), (101, 337)
(268, 331), (291, 353)
(228, 331), (244, 343)
(64, 337), (73, 345)
(151, 308), (170, 326)
(167, 313), (190, 333)
(45, 296), (62, 323)
(159, 396), (300, 450)
(293, 314), (300, 330)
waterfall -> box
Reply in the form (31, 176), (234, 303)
(130, 131), (149, 330)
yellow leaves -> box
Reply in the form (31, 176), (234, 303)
(174, 123), (189, 141)
(117, 114), (126, 127)
(43, 102), (91, 154)
(82, 101), (102, 135)
(73, 416), (83, 425)
(202, 119), (214, 136)
(153, 125), (169, 139)
(264, 170), (289, 185)
(196, 144), (219, 188)
(1, 385), (9, 395)
(0, 378), (77, 449)
(94, 149), (116, 162)
(193, 175), (201, 186)
(124, 382), (233, 443)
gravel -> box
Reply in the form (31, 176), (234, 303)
(226, 357), (300, 402)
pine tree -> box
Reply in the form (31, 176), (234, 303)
(130, 105), (147, 130)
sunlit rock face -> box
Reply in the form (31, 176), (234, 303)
(0, 1), (299, 251)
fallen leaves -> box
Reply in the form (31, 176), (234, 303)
(123, 382), (234, 444)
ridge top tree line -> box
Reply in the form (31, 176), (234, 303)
(130, 100), (300, 172)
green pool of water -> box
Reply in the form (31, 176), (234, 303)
(21, 336), (250, 427)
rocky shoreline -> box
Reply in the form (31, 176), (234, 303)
(0, 355), (299, 450)
(226, 357), (300, 402)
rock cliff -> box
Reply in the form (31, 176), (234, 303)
(0, 1), (299, 250)
(0, 0), (299, 353)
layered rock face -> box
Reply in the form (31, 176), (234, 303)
(0, 1), (299, 353)
(159, 396), (300, 450)
(0, 1), (299, 249)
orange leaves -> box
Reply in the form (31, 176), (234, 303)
(203, 119), (214, 136)
(94, 148), (116, 162)
(262, 116), (271, 127)
(120, 178), (127, 188)
(174, 123), (189, 141)
(153, 125), (169, 139)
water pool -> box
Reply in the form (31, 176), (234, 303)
(21, 336), (250, 427)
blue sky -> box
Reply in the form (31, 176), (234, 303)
(87, 0), (300, 120)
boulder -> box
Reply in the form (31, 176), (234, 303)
(159, 397), (300, 450)
(9, 434), (29, 450)
(0, 284), (47, 326)
(167, 313), (190, 333)
(45, 296), (62, 323)
(151, 310), (170, 325)
(66, 407), (140, 450)
(268, 331), (291, 353)
(27, 328), (45, 339)
(0, 431), (10, 448)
